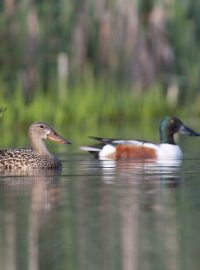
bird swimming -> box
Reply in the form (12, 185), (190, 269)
(0, 122), (70, 170)
(80, 116), (200, 161)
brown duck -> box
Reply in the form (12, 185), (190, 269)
(0, 122), (70, 170)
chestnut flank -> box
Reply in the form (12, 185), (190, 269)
(115, 145), (157, 159)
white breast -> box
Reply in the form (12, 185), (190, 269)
(157, 144), (182, 160)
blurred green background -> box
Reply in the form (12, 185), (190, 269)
(0, 0), (200, 143)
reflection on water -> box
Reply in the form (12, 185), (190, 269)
(0, 154), (200, 270)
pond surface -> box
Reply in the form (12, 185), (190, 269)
(0, 141), (200, 270)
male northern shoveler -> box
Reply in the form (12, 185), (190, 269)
(0, 122), (70, 170)
(80, 116), (199, 161)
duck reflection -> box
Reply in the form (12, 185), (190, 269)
(99, 158), (182, 187)
(96, 159), (182, 270)
(0, 169), (63, 270)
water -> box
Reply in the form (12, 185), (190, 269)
(0, 150), (200, 270)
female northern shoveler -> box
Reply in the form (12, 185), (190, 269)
(0, 122), (70, 170)
(80, 116), (200, 161)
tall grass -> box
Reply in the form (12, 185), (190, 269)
(0, 77), (178, 129)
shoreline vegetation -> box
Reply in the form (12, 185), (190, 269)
(0, 79), (176, 127)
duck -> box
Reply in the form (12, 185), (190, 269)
(0, 122), (71, 170)
(80, 116), (200, 161)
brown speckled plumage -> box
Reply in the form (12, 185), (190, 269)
(0, 122), (70, 171)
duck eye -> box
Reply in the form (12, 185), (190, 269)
(170, 119), (174, 125)
(39, 124), (44, 129)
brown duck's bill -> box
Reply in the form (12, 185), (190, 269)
(47, 132), (71, 144)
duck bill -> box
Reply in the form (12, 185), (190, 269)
(47, 132), (71, 144)
(179, 125), (200, 136)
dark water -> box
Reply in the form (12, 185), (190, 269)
(0, 150), (200, 270)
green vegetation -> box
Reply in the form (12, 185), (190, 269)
(0, 79), (176, 128)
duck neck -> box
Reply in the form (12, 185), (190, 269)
(160, 130), (175, 145)
(29, 134), (51, 156)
